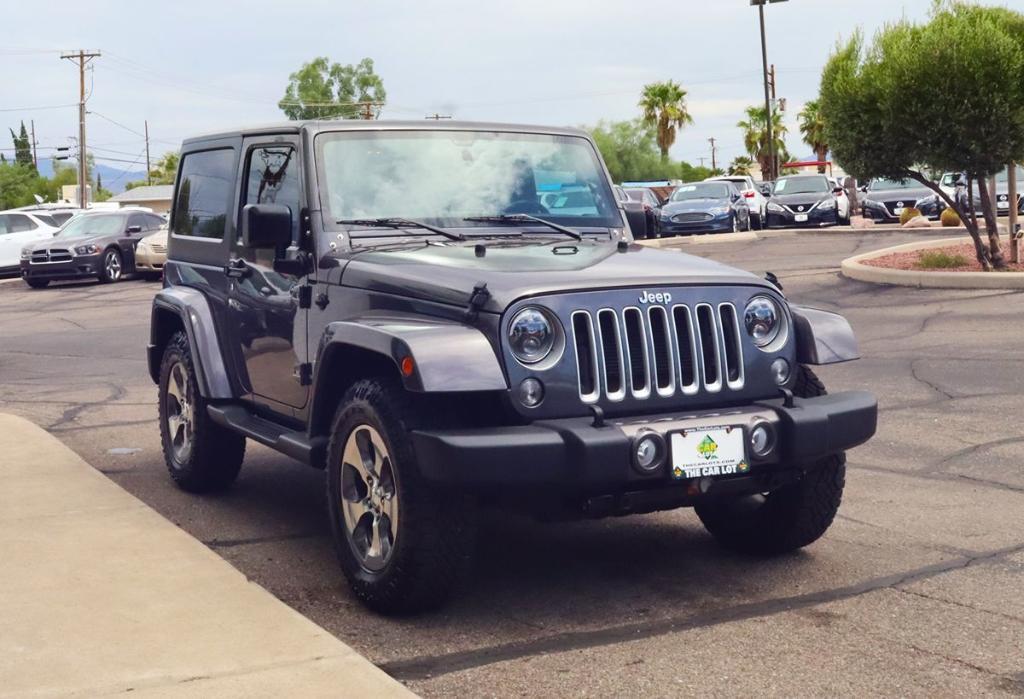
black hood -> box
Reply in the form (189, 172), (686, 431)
(769, 192), (832, 208)
(337, 239), (768, 313)
(661, 198), (730, 215)
(864, 187), (932, 203)
(26, 232), (112, 251)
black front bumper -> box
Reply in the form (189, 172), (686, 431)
(412, 391), (876, 496)
(766, 207), (836, 228)
(21, 254), (103, 280)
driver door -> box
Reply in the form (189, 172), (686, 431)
(227, 137), (309, 412)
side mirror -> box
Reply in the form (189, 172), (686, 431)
(858, 185), (868, 193)
(241, 204), (292, 250)
(126, 225), (143, 234)
(833, 186), (845, 195)
(760, 185), (772, 196)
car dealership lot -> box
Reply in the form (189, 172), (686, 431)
(1, 230), (1022, 697)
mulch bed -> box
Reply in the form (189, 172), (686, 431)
(863, 242), (1024, 272)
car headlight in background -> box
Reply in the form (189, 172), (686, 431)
(20, 249), (31, 260)
(744, 295), (785, 349)
(818, 199), (836, 211)
(767, 202), (785, 213)
(709, 207), (731, 216)
(508, 307), (560, 365)
(74, 244), (101, 255)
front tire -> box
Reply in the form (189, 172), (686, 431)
(695, 365), (845, 555)
(158, 331), (245, 492)
(25, 278), (49, 289)
(326, 377), (476, 614)
(99, 248), (123, 283)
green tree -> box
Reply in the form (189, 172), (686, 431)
(127, 151), (179, 189)
(728, 156), (754, 176)
(798, 100), (829, 173)
(639, 80), (694, 160)
(819, 2), (1024, 269)
(738, 106), (788, 179)
(279, 57), (386, 120)
(8, 122), (33, 170)
(0, 162), (40, 209)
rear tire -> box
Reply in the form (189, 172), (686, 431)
(25, 278), (49, 289)
(326, 377), (476, 614)
(695, 365), (845, 555)
(158, 331), (245, 493)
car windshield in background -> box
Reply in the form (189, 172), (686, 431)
(869, 178), (921, 191)
(995, 165), (1024, 183)
(34, 214), (59, 227)
(55, 214), (124, 238)
(670, 183), (730, 201)
(773, 176), (829, 195)
(317, 130), (621, 230)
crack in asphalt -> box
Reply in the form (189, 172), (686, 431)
(909, 358), (956, 400)
(851, 462), (1024, 495)
(894, 587), (1024, 625)
(203, 532), (324, 549)
(380, 543), (1024, 682)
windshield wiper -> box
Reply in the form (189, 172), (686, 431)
(337, 217), (465, 242)
(463, 214), (582, 241)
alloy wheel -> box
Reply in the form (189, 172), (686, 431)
(105, 251), (121, 281)
(340, 424), (399, 572)
(165, 361), (193, 463)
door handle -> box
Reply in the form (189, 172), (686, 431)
(224, 258), (250, 278)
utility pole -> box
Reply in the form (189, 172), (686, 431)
(708, 137), (718, 171)
(145, 120), (151, 186)
(30, 120), (38, 169)
(751, 0), (788, 181)
(698, 157), (706, 168)
(358, 102), (384, 120)
(1009, 163), (1019, 264)
(61, 49), (101, 209)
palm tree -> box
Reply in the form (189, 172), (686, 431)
(728, 156), (754, 176)
(737, 106), (788, 179)
(798, 100), (829, 174)
(639, 81), (694, 160)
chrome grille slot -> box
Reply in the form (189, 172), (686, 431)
(672, 305), (698, 393)
(597, 309), (625, 400)
(718, 304), (744, 388)
(622, 308), (650, 398)
(648, 306), (674, 395)
(695, 304), (722, 392)
(49, 249), (72, 262)
(571, 311), (599, 403)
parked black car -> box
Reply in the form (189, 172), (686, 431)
(149, 120), (876, 613)
(916, 166), (1024, 219)
(624, 187), (663, 237)
(613, 185), (650, 239)
(765, 175), (845, 228)
(658, 181), (751, 235)
(20, 210), (166, 288)
(861, 177), (936, 222)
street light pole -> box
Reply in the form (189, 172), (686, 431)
(752, 0), (787, 181)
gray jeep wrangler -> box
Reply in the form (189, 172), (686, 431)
(148, 121), (876, 614)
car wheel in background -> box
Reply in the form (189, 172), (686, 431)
(25, 278), (49, 289)
(731, 215), (739, 233)
(99, 248), (123, 284)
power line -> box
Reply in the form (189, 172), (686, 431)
(0, 103), (77, 113)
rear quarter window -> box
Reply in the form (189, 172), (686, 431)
(172, 149), (235, 239)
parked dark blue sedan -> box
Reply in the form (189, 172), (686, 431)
(658, 181), (751, 236)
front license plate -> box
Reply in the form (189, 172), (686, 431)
(998, 201), (1009, 209)
(794, 213), (808, 222)
(670, 426), (750, 480)
(893, 207), (904, 215)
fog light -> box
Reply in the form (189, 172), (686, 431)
(749, 422), (776, 458)
(632, 432), (666, 474)
(770, 357), (791, 385)
(518, 378), (544, 408)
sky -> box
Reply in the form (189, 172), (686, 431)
(2, 0), (1022, 182)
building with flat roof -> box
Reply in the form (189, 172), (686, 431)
(108, 185), (173, 215)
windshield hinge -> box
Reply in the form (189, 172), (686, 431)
(463, 282), (491, 322)
(297, 285), (313, 309)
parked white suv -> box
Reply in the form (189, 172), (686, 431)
(0, 211), (62, 275)
(705, 175), (767, 229)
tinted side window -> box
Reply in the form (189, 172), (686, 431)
(8, 214), (36, 232)
(145, 214), (166, 231)
(0, 215), (9, 235)
(242, 145), (300, 240)
(172, 149), (234, 239)
(128, 213), (148, 231)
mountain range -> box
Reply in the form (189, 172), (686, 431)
(36, 158), (148, 195)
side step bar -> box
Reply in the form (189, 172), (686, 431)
(207, 404), (328, 469)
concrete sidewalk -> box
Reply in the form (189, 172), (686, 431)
(0, 413), (414, 698)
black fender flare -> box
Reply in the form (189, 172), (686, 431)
(316, 315), (508, 394)
(789, 304), (860, 365)
(148, 287), (234, 399)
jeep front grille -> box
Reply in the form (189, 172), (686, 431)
(571, 304), (745, 403)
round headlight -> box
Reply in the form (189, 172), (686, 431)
(508, 307), (557, 365)
(744, 296), (783, 348)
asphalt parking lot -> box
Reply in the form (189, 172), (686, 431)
(1, 228), (1022, 697)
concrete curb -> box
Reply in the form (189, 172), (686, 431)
(0, 413), (414, 698)
(638, 230), (759, 248)
(840, 236), (1024, 289)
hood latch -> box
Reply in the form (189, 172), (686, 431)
(463, 282), (491, 322)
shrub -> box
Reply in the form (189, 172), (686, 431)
(940, 207), (962, 227)
(917, 250), (968, 269)
(899, 207), (923, 225)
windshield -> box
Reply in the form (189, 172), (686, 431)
(55, 214), (124, 238)
(773, 176), (830, 195)
(671, 183), (730, 201)
(869, 177), (921, 191)
(317, 130), (621, 231)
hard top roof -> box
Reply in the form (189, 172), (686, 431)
(181, 120), (592, 147)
